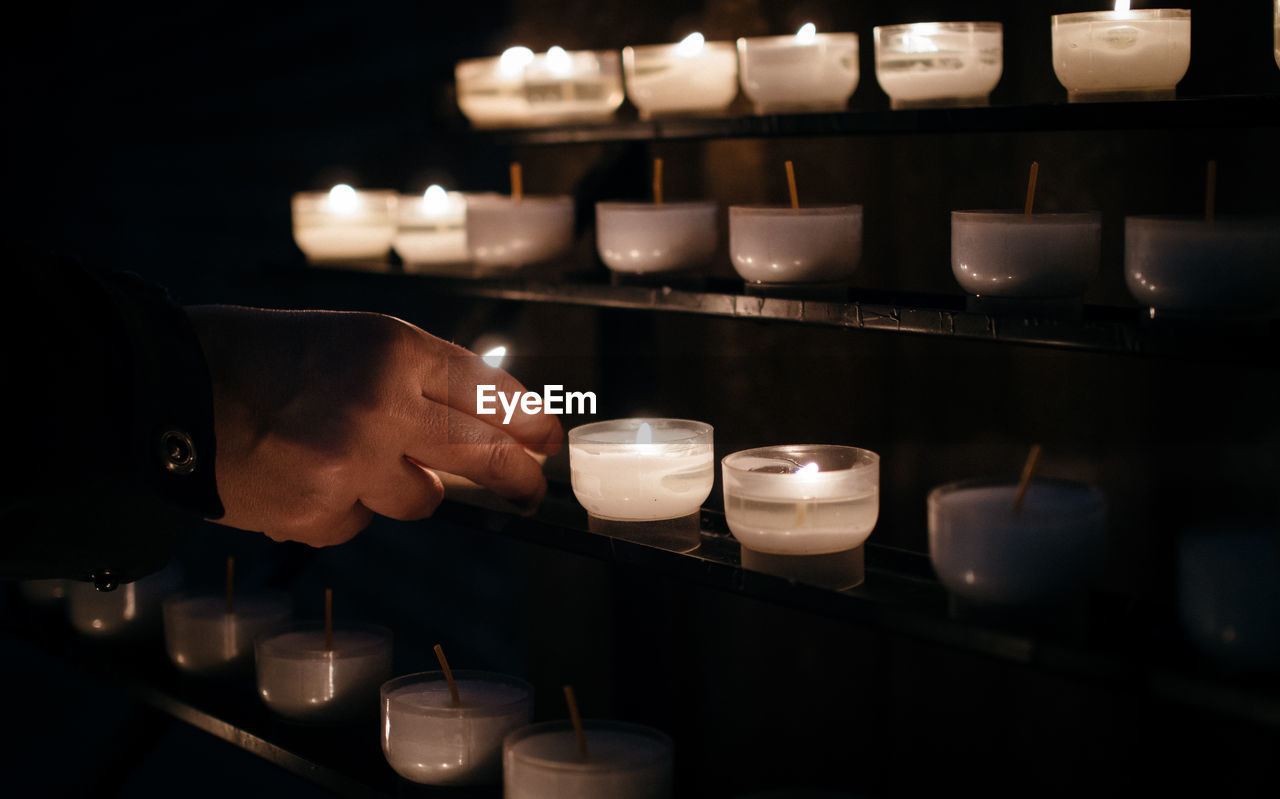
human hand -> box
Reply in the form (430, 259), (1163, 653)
(186, 306), (562, 546)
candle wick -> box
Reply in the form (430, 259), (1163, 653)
(1023, 161), (1039, 216)
(1012, 444), (1043, 513)
(434, 644), (462, 707)
(785, 160), (800, 210)
(653, 157), (664, 206)
(510, 161), (523, 202)
(563, 685), (588, 761)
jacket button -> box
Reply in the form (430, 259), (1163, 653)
(158, 429), (197, 475)
(91, 569), (118, 592)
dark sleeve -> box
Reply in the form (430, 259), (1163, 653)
(1, 239), (223, 587)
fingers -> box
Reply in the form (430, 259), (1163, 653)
(357, 456), (445, 521)
(403, 405), (549, 507)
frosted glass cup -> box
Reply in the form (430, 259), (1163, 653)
(595, 201), (718, 275)
(951, 211), (1102, 298)
(1051, 9), (1191, 102)
(256, 622), (393, 723)
(163, 592), (291, 678)
(504, 720), (674, 799)
(292, 190), (398, 267)
(381, 670), (534, 786)
(737, 33), (859, 114)
(569, 419), (714, 522)
(455, 49), (624, 128)
(874, 22), (1003, 109)
(729, 205), (862, 284)
(466, 195), (574, 272)
(623, 40), (738, 118)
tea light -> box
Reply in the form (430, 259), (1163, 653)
(951, 211), (1102, 298)
(455, 46), (624, 128)
(722, 446), (880, 556)
(67, 566), (182, 640)
(255, 622), (393, 723)
(928, 479), (1107, 609)
(1178, 525), (1280, 671)
(292, 184), (398, 267)
(16, 579), (68, 608)
(873, 22), (1003, 109)
(1124, 215), (1280, 315)
(163, 592), (291, 677)
(394, 185), (468, 273)
(623, 33), (739, 118)
(729, 205), (863, 284)
(569, 419), (714, 522)
(1051, 5), (1191, 102)
(381, 670), (534, 785)
(466, 194), (574, 272)
(595, 201), (718, 274)
(503, 720), (674, 799)
(737, 25), (860, 114)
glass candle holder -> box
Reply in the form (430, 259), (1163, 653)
(1124, 216), (1280, 316)
(162, 591), (291, 678)
(729, 205), (863, 284)
(595, 201), (718, 275)
(17, 579), (68, 609)
(736, 31), (859, 114)
(455, 48), (624, 128)
(67, 566), (182, 640)
(1051, 9), (1191, 102)
(1178, 525), (1280, 671)
(722, 446), (880, 557)
(381, 670), (534, 786)
(291, 186), (398, 267)
(623, 37), (739, 118)
(503, 720), (673, 799)
(569, 419), (714, 522)
(928, 478), (1107, 611)
(873, 22), (1003, 109)
(255, 622), (393, 723)
(394, 187), (468, 273)
(951, 211), (1102, 298)
(466, 194), (574, 272)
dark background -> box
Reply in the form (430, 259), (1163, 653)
(4, 1), (1280, 796)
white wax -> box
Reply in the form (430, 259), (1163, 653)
(394, 191), (468, 269)
(623, 42), (738, 117)
(293, 226), (397, 263)
(163, 595), (290, 677)
(729, 205), (862, 284)
(67, 567), (182, 639)
(382, 676), (533, 785)
(595, 202), (718, 274)
(256, 628), (392, 723)
(570, 445), (714, 521)
(725, 490), (879, 555)
(1124, 216), (1280, 315)
(467, 195), (574, 270)
(928, 481), (1106, 608)
(951, 211), (1101, 298)
(737, 34), (859, 113)
(455, 50), (624, 127)
(504, 725), (673, 799)
(1051, 11), (1190, 99)
(874, 23), (1002, 107)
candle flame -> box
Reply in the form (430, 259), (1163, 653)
(499, 46), (534, 77)
(795, 22), (817, 44)
(635, 422), (653, 445)
(546, 45), (573, 77)
(481, 345), (507, 368)
(1114, 0), (1131, 11)
(796, 462), (820, 475)
(327, 183), (359, 215)
(675, 32), (705, 57)
(422, 184), (450, 215)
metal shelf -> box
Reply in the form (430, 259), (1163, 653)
(475, 95), (1280, 145)
(273, 267), (1280, 365)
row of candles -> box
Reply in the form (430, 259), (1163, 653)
(454, 4), (1279, 127)
(294, 161), (1280, 316)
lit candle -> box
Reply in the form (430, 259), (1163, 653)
(455, 46), (624, 127)
(291, 184), (398, 267)
(163, 592), (291, 678)
(1124, 215), (1280, 315)
(1051, 4), (1191, 102)
(595, 201), (718, 275)
(736, 24), (860, 114)
(381, 670), (534, 785)
(928, 479), (1107, 610)
(394, 185), (469, 273)
(722, 445), (880, 556)
(569, 419), (714, 522)
(622, 33), (739, 118)
(466, 194), (575, 272)
(255, 622), (393, 723)
(503, 720), (673, 799)
(951, 211), (1102, 298)
(873, 22), (1003, 109)
(728, 205), (863, 284)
